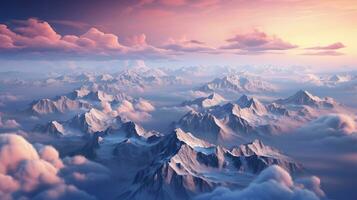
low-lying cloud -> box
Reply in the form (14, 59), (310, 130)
(195, 165), (325, 200)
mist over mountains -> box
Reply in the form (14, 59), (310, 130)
(0, 63), (356, 200)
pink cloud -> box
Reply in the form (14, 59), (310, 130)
(306, 42), (345, 50)
(125, 33), (148, 47)
(221, 29), (298, 51)
(160, 0), (187, 6)
(161, 37), (215, 53)
(81, 28), (124, 50)
(130, 0), (220, 8)
(0, 18), (169, 59)
(14, 18), (60, 41)
(301, 50), (344, 56)
(0, 134), (112, 199)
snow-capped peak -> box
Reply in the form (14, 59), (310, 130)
(181, 93), (225, 108)
(173, 128), (212, 149)
(230, 139), (285, 158)
(236, 95), (267, 115)
(277, 90), (321, 106)
(198, 74), (276, 93)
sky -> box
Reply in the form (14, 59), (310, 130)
(0, 0), (356, 71)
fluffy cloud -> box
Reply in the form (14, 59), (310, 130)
(0, 133), (112, 200)
(0, 18), (167, 59)
(125, 34), (148, 47)
(298, 114), (356, 137)
(195, 165), (325, 200)
(115, 100), (154, 122)
(0, 18), (218, 59)
(0, 114), (20, 129)
(133, 98), (155, 112)
(221, 29), (297, 52)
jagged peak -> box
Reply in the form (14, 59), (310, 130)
(220, 102), (240, 112)
(275, 89), (326, 106)
(237, 94), (249, 105)
(237, 95), (263, 107)
(121, 121), (145, 137)
(294, 90), (317, 99)
(172, 128), (212, 148)
(230, 139), (284, 158)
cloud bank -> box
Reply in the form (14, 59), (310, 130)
(0, 18), (166, 59)
(298, 114), (356, 137)
(195, 165), (325, 200)
(1, 18), (338, 59)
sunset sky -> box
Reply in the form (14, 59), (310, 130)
(0, 0), (356, 71)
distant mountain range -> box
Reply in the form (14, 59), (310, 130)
(197, 74), (276, 94)
(175, 90), (342, 144)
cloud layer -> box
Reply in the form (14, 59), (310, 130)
(298, 114), (356, 137)
(195, 165), (325, 200)
(1, 18), (343, 59)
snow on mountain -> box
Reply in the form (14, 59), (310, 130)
(176, 95), (272, 143)
(33, 120), (65, 137)
(175, 110), (236, 144)
(43, 72), (96, 85)
(181, 93), (226, 108)
(175, 91), (344, 142)
(97, 74), (114, 82)
(301, 73), (356, 88)
(32, 97), (156, 136)
(68, 108), (123, 134)
(120, 129), (302, 200)
(110, 121), (160, 139)
(109, 65), (189, 92)
(29, 95), (91, 115)
(34, 108), (125, 136)
(69, 86), (131, 103)
(197, 74), (276, 93)
(266, 102), (290, 116)
(236, 95), (267, 115)
(275, 90), (338, 108)
(83, 90), (115, 102)
(70, 87), (91, 98)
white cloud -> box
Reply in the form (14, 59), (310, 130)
(298, 114), (357, 137)
(116, 100), (154, 122)
(195, 165), (325, 200)
(0, 114), (21, 129)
